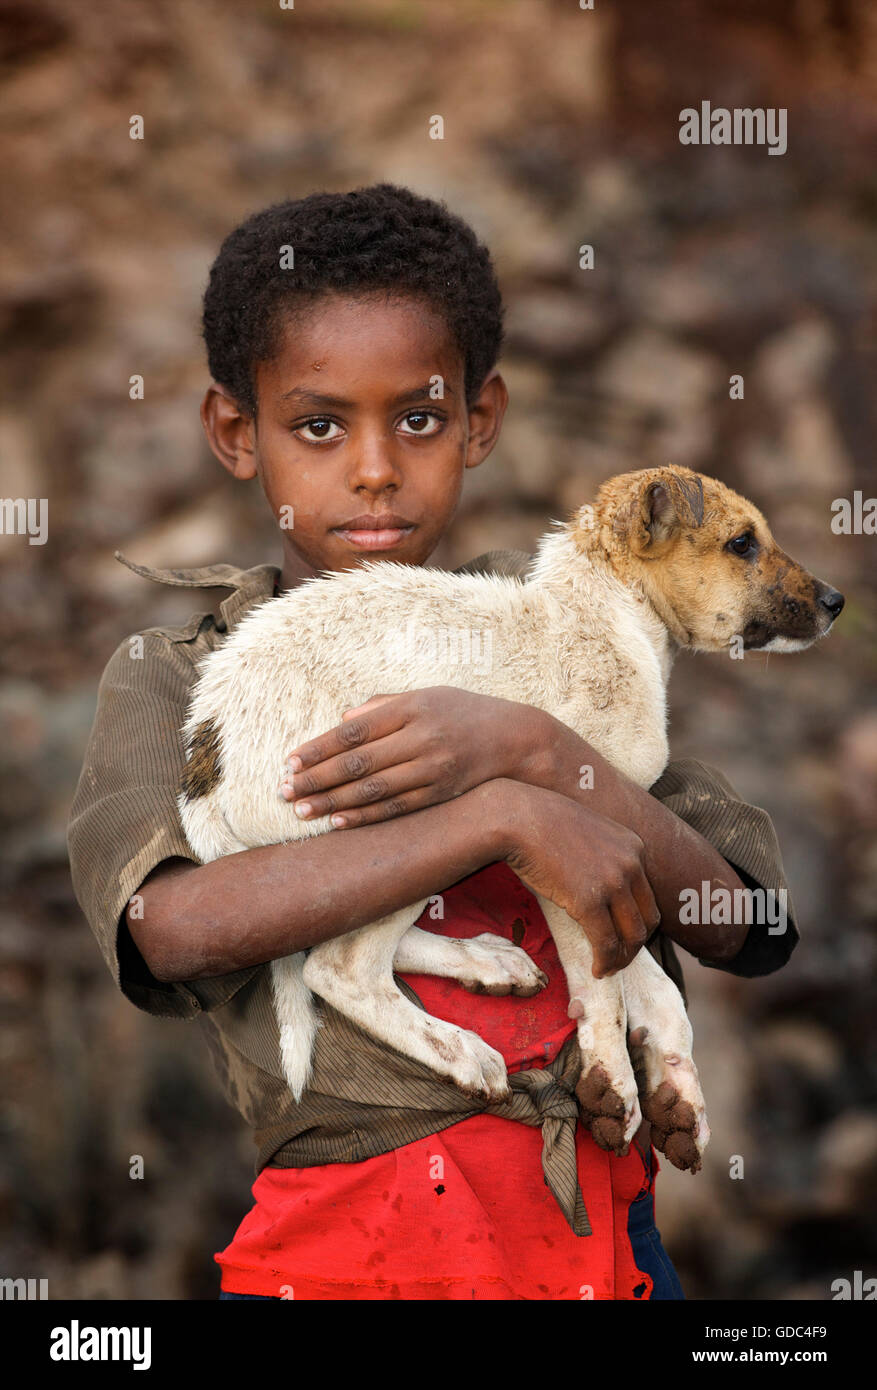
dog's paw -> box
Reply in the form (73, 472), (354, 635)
(434, 1025), (510, 1102)
(455, 932), (549, 997)
(629, 1031), (710, 1172)
(575, 1061), (642, 1156)
(640, 1079), (710, 1172)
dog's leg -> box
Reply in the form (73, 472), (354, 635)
(302, 905), (511, 1101)
(535, 895), (641, 1154)
(622, 948), (710, 1172)
(393, 926), (548, 996)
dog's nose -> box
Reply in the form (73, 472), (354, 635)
(819, 588), (845, 619)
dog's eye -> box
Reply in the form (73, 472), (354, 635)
(726, 532), (757, 557)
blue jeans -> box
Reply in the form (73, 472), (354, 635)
(220, 1190), (684, 1301)
(626, 1187), (686, 1299)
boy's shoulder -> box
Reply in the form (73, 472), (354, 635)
(113, 551), (280, 648)
(113, 547), (535, 649)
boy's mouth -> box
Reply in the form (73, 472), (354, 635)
(332, 513), (416, 551)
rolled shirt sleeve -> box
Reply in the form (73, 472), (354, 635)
(66, 629), (263, 1020)
(648, 757), (799, 978)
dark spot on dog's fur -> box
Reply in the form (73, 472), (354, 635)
(180, 718), (222, 800)
(742, 620), (773, 648)
(670, 472), (705, 527)
(425, 1032), (457, 1063)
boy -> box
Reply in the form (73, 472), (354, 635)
(67, 184), (797, 1300)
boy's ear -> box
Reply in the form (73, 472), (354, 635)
(631, 470), (704, 555)
(464, 369), (508, 470)
(201, 384), (258, 480)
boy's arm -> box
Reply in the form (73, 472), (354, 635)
(67, 631), (249, 1020)
(278, 690), (798, 974)
(516, 721), (799, 973)
(130, 776), (656, 984)
(644, 757), (799, 977)
(67, 631), (662, 1003)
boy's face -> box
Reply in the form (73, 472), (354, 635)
(201, 292), (508, 588)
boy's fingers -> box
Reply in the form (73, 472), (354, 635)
(284, 731), (418, 796)
(630, 874), (661, 937)
(341, 693), (399, 719)
(327, 785), (435, 828)
(287, 702), (407, 770)
(584, 906), (624, 978)
(280, 757), (426, 818)
(607, 893), (648, 966)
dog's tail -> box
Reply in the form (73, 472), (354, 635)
(271, 954), (321, 1102)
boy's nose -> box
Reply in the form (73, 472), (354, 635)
(348, 440), (403, 489)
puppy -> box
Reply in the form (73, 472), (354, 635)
(178, 466), (843, 1170)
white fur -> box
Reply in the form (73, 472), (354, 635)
(178, 518), (707, 1151)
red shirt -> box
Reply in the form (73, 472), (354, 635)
(215, 863), (660, 1299)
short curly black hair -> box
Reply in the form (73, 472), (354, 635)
(202, 183), (505, 418)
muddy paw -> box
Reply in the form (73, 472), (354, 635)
(576, 1063), (637, 1155)
(641, 1080), (704, 1173)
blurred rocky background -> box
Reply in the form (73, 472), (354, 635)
(1, 0), (875, 1299)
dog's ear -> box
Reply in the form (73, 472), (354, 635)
(632, 471), (704, 553)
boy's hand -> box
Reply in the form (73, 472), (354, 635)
(495, 779), (660, 977)
(280, 687), (547, 827)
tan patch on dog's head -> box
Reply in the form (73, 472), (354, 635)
(180, 718), (223, 800)
(572, 465), (844, 652)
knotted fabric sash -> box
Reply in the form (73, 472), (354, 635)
(250, 977), (592, 1237)
(500, 1031), (591, 1235)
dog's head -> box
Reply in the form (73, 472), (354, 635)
(575, 465), (844, 652)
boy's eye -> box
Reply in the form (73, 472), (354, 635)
(398, 412), (442, 436)
(295, 418), (343, 442)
